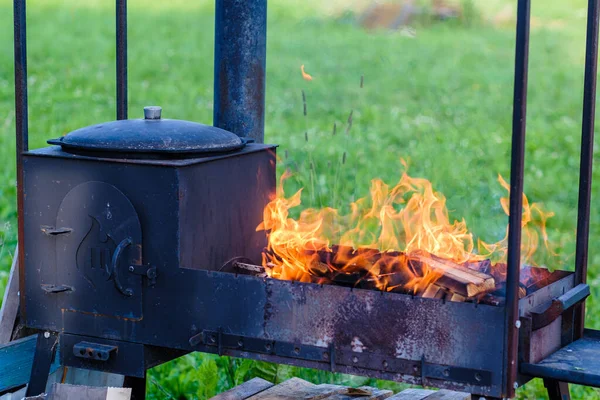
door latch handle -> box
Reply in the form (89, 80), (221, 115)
(111, 237), (134, 297)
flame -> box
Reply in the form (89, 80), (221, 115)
(300, 65), (313, 81)
(257, 162), (555, 294)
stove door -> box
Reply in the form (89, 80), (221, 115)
(55, 181), (143, 320)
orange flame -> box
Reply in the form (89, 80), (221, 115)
(300, 65), (313, 81)
(257, 162), (555, 294)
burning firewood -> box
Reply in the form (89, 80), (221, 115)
(294, 246), (497, 299)
(410, 252), (496, 298)
(260, 245), (564, 306)
(422, 284), (447, 299)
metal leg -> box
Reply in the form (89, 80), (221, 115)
(123, 373), (146, 400)
(25, 331), (59, 396)
(544, 379), (571, 400)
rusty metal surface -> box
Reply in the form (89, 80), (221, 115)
(505, 0), (532, 396)
(519, 272), (574, 315)
(530, 317), (563, 364)
(13, 0), (29, 322)
(171, 271), (506, 397)
(214, 0), (267, 143)
(261, 276), (505, 397)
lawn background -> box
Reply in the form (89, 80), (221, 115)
(1, 0), (599, 398)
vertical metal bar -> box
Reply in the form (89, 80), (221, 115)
(214, 0), (267, 143)
(25, 332), (59, 397)
(504, 0), (531, 397)
(574, 0), (600, 339)
(116, 0), (128, 120)
(13, 0), (28, 319)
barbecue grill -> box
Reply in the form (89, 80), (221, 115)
(10, 0), (600, 399)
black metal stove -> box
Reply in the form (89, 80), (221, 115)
(9, 0), (600, 399)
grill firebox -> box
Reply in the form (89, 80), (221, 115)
(9, 0), (600, 399)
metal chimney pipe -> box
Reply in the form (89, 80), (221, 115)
(213, 0), (268, 144)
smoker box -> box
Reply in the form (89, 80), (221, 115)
(22, 136), (276, 331)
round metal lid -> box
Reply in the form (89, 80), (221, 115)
(47, 106), (247, 158)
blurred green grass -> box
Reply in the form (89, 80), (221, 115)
(0, 0), (599, 398)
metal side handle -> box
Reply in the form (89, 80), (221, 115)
(531, 283), (590, 330)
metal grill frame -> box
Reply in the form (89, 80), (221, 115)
(11, 0), (600, 399)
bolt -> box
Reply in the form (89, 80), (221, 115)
(237, 340), (244, 347)
(475, 373), (482, 382)
(382, 360), (388, 368)
(294, 347), (300, 355)
(265, 343), (272, 351)
(44, 332), (50, 339)
(515, 320), (521, 329)
(513, 382), (519, 389)
(129, 266), (134, 272)
(352, 356), (358, 363)
(443, 369), (450, 377)
(144, 106), (162, 120)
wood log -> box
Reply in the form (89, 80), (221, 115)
(410, 253), (495, 298)
(284, 246), (497, 298)
(421, 284), (449, 300)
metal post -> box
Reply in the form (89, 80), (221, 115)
(25, 332), (59, 397)
(213, 0), (267, 143)
(116, 0), (128, 120)
(13, 0), (28, 319)
(574, 0), (600, 339)
(505, 0), (531, 397)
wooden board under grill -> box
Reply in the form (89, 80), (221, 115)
(209, 377), (470, 400)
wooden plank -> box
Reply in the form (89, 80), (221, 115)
(0, 246), (19, 344)
(387, 389), (435, 400)
(0, 386), (27, 400)
(247, 378), (346, 400)
(324, 386), (393, 400)
(0, 334), (61, 393)
(211, 378), (274, 400)
(45, 383), (131, 400)
(421, 389), (470, 399)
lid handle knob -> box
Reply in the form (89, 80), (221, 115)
(144, 106), (162, 120)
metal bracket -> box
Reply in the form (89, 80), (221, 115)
(195, 330), (492, 387)
(197, 330), (326, 362)
(40, 284), (73, 294)
(422, 363), (492, 387)
(73, 341), (118, 362)
(40, 225), (72, 236)
(128, 264), (157, 286)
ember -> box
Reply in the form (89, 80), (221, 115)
(256, 162), (556, 303)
